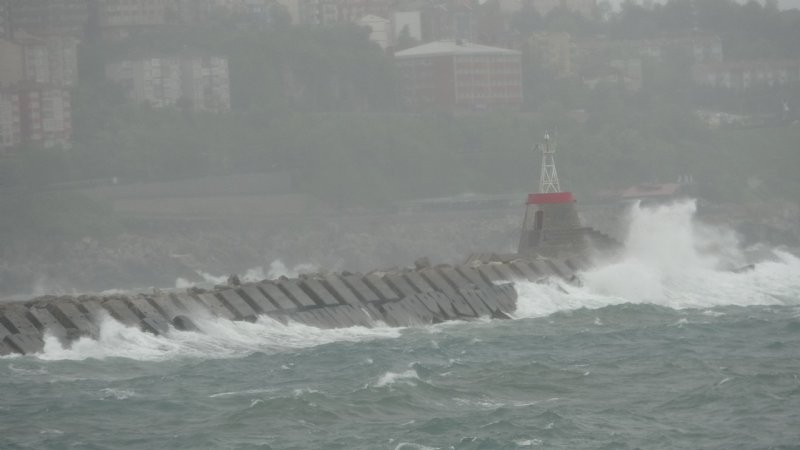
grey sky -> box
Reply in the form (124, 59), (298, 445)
(610, 0), (800, 9)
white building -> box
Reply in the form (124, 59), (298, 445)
(181, 57), (232, 112)
(692, 60), (800, 90)
(107, 57), (183, 109)
(17, 34), (79, 88)
(393, 10), (422, 42)
(516, 0), (597, 17)
(99, 0), (171, 27)
(358, 14), (391, 50)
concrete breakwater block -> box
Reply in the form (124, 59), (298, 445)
(256, 282), (297, 310)
(323, 276), (362, 306)
(3, 333), (44, 355)
(343, 275), (380, 302)
(2, 304), (41, 336)
(237, 285), (279, 313)
(277, 280), (317, 308)
(301, 279), (340, 306)
(0, 260), (556, 356)
(26, 305), (70, 341)
(384, 274), (418, 297)
(217, 290), (259, 321)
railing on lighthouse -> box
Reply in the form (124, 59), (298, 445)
(539, 133), (560, 194)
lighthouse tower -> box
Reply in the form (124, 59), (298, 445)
(517, 134), (587, 258)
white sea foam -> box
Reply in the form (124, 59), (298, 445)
(242, 266), (266, 282)
(515, 439), (544, 447)
(174, 277), (195, 289)
(375, 369), (420, 387)
(394, 443), (439, 450)
(515, 200), (800, 317)
(173, 259), (316, 290)
(266, 260), (318, 279)
(209, 388), (277, 398)
(34, 314), (400, 362)
(98, 387), (137, 400)
(38, 429), (64, 436)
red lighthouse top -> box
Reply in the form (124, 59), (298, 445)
(527, 192), (575, 205)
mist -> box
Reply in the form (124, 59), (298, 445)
(1, 0), (799, 298)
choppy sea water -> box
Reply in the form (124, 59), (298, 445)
(2, 202), (800, 450)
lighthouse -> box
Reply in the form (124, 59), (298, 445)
(517, 134), (587, 258)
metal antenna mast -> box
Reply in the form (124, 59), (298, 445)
(538, 132), (561, 193)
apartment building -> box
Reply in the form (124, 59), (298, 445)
(8, 0), (89, 38)
(573, 34), (723, 68)
(98, 0), (180, 38)
(529, 0), (596, 17)
(106, 57), (182, 108)
(0, 37), (23, 86)
(0, 33), (79, 88)
(0, 89), (21, 150)
(0, 33), (76, 150)
(297, 0), (391, 25)
(395, 39), (523, 111)
(180, 57), (231, 112)
(692, 60), (800, 90)
(207, 0), (272, 13)
(0, 0), (9, 39)
(495, 0), (596, 17)
(107, 56), (231, 112)
(0, 81), (74, 150)
(16, 33), (79, 88)
(14, 84), (72, 149)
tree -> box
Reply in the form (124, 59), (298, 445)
(269, 3), (292, 30)
(395, 25), (418, 51)
(512, 4), (543, 34)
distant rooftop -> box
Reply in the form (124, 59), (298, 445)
(621, 183), (682, 199)
(394, 39), (520, 59)
(357, 14), (388, 22)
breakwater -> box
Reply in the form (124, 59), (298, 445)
(1, 258), (580, 356)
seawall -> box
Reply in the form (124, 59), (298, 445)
(0, 258), (581, 356)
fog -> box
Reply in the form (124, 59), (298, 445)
(608, 0), (800, 9)
(1, 0), (799, 298)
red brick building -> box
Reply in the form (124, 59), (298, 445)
(16, 84), (72, 149)
(395, 39), (523, 111)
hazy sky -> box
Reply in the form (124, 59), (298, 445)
(610, 0), (800, 9)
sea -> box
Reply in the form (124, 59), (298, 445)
(2, 202), (799, 450)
